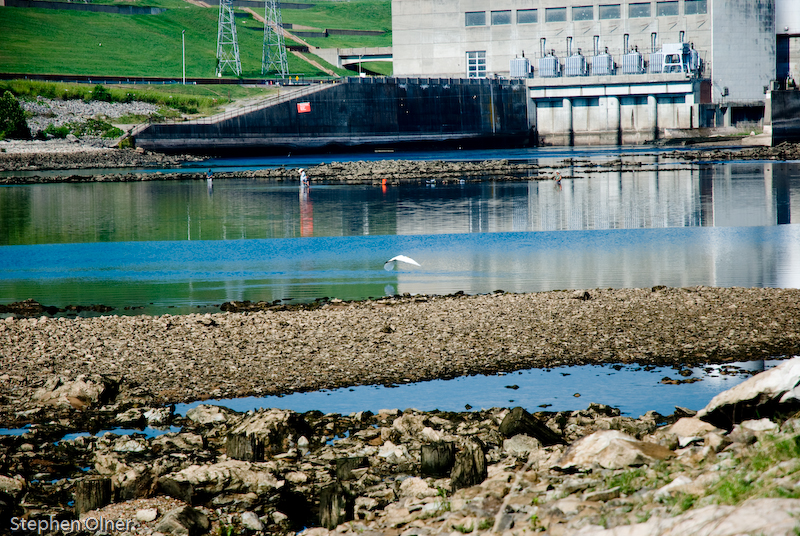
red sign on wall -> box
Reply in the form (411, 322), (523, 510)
(297, 102), (311, 113)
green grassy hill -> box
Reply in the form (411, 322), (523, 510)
(0, 0), (391, 78)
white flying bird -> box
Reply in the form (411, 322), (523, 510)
(384, 255), (421, 271)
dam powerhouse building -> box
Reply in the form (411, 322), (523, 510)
(136, 0), (800, 151)
(392, 0), (800, 145)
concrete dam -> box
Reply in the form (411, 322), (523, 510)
(133, 77), (532, 154)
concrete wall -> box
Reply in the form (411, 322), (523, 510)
(393, 0), (713, 78)
(135, 78), (532, 153)
(710, 0), (775, 103)
(528, 75), (701, 145)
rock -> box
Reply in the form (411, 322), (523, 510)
(144, 406), (174, 425)
(185, 404), (235, 425)
(668, 417), (722, 438)
(729, 419), (779, 444)
(499, 407), (564, 446)
(136, 508), (159, 522)
(226, 409), (311, 458)
(377, 441), (409, 464)
(583, 486), (621, 502)
(451, 440), (487, 492)
(399, 477), (437, 499)
(240, 511), (263, 531)
(503, 434), (542, 457)
(697, 357), (800, 430)
(155, 505), (210, 536)
(555, 430), (675, 472)
(158, 460), (283, 505)
(74, 476), (112, 515)
(32, 374), (117, 409)
(0, 475), (25, 498)
(579, 498), (800, 536)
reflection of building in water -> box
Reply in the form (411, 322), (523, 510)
(394, 163), (798, 236)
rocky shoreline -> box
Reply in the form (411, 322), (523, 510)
(2, 358), (800, 536)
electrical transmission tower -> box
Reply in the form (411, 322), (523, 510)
(262, 0), (289, 77)
(216, 0), (242, 77)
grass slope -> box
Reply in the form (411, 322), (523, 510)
(0, 0), (391, 78)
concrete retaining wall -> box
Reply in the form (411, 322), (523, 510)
(135, 77), (531, 153)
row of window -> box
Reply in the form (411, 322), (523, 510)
(465, 0), (706, 27)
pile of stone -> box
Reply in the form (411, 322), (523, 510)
(21, 97), (163, 136)
(665, 141), (800, 162)
(2, 358), (800, 535)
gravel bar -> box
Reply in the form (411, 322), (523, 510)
(2, 287), (798, 420)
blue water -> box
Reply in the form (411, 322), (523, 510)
(175, 360), (778, 419)
(1, 225), (798, 314)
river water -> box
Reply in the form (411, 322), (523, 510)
(1, 147), (798, 314)
(1, 145), (799, 417)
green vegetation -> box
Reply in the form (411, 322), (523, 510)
(0, 0), (391, 79)
(354, 61), (393, 76)
(707, 433), (800, 505)
(0, 91), (31, 140)
(0, 80), (278, 118)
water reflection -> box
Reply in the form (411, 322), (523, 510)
(1, 162), (798, 247)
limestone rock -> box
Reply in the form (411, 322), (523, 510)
(555, 430), (674, 472)
(697, 357), (800, 430)
(158, 460), (283, 504)
(578, 498), (800, 536)
(32, 374), (117, 409)
(503, 434), (542, 457)
(185, 404), (236, 425)
(155, 505), (210, 536)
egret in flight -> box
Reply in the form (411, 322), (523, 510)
(384, 255), (421, 271)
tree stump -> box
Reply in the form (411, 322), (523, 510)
(335, 457), (368, 481)
(319, 482), (353, 529)
(499, 406), (565, 446)
(74, 477), (112, 515)
(420, 441), (455, 477)
(226, 433), (264, 461)
(450, 441), (487, 492)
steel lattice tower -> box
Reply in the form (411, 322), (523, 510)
(216, 0), (242, 77)
(262, 0), (289, 77)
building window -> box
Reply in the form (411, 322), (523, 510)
(657, 1), (678, 16)
(467, 51), (486, 78)
(599, 4), (621, 19)
(491, 10), (512, 25)
(517, 9), (538, 23)
(572, 6), (593, 21)
(465, 11), (486, 26)
(629, 3), (651, 18)
(684, 0), (707, 15)
(545, 7), (567, 22)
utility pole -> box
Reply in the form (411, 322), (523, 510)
(216, 0), (242, 77)
(262, 0), (288, 77)
(182, 30), (186, 84)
